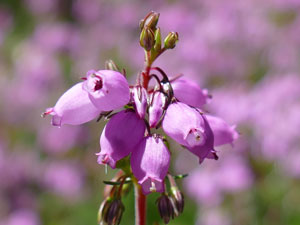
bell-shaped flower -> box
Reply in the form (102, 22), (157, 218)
(131, 135), (170, 195)
(148, 91), (166, 128)
(162, 102), (214, 163)
(97, 110), (146, 169)
(42, 82), (102, 126)
(206, 115), (239, 146)
(171, 78), (210, 108)
(131, 86), (148, 119)
(82, 70), (130, 111)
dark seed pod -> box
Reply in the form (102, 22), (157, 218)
(156, 194), (175, 224)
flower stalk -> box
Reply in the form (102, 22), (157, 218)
(134, 181), (146, 225)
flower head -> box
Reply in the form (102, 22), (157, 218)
(131, 135), (170, 195)
(162, 102), (214, 163)
(97, 110), (146, 169)
(82, 70), (130, 111)
(42, 82), (101, 126)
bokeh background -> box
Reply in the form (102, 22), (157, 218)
(1, 0), (300, 224)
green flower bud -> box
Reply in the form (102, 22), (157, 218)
(140, 11), (160, 30)
(154, 27), (162, 52)
(164, 32), (179, 49)
(140, 27), (155, 51)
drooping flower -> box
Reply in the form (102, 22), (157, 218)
(162, 102), (214, 163)
(97, 110), (146, 169)
(206, 115), (239, 146)
(43, 82), (102, 126)
(131, 86), (148, 119)
(131, 135), (170, 195)
(148, 91), (166, 128)
(82, 70), (130, 111)
(171, 77), (210, 108)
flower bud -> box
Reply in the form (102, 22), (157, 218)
(140, 27), (155, 51)
(164, 32), (179, 49)
(42, 82), (102, 126)
(105, 199), (125, 225)
(140, 11), (160, 30)
(170, 187), (184, 216)
(156, 194), (175, 224)
(83, 70), (130, 111)
(99, 198), (125, 225)
(105, 59), (120, 72)
(162, 102), (214, 163)
(131, 86), (148, 119)
(98, 198), (112, 224)
(149, 91), (167, 128)
(206, 115), (239, 146)
(171, 78), (210, 108)
(97, 110), (146, 169)
(131, 135), (170, 195)
(154, 27), (162, 52)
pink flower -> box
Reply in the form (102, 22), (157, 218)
(206, 115), (239, 146)
(97, 110), (146, 169)
(148, 92), (166, 128)
(171, 77), (210, 108)
(131, 135), (170, 195)
(82, 70), (130, 111)
(43, 82), (101, 126)
(162, 102), (214, 163)
(131, 86), (148, 119)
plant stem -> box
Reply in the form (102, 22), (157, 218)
(134, 183), (146, 225)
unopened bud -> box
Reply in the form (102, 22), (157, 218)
(170, 187), (184, 216)
(105, 60), (120, 72)
(98, 198), (125, 225)
(156, 194), (175, 224)
(98, 198), (112, 224)
(154, 27), (162, 52)
(164, 32), (179, 49)
(140, 11), (160, 30)
(140, 27), (155, 51)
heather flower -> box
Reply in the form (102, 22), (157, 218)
(205, 115), (239, 146)
(82, 70), (130, 111)
(43, 82), (102, 126)
(162, 102), (214, 163)
(131, 135), (170, 195)
(148, 91), (166, 128)
(132, 86), (148, 119)
(171, 77), (210, 108)
(97, 110), (146, 169)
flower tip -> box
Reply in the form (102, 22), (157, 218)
(97, 153), (116, 169)
(41, 108), (53, 118)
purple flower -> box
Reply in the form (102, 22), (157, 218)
(82, 70), (130, 111)
(131, 86), (148, 119)
(97, 110), (146, 169)
(171, 77), (210, 108)
(206, 115), (239, 146)
(43, 82), (101, 126)
(131, 135), (170, 195)
(148, 92), (166, 128)
(162, 102), (214, 163)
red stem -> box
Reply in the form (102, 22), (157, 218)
(135, 183), (146, 225)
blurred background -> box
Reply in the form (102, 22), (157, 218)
(0, 0), (300, 224)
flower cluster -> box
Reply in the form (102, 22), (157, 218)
(43, 11), (238, 224)
(43, 65), (238, 193)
